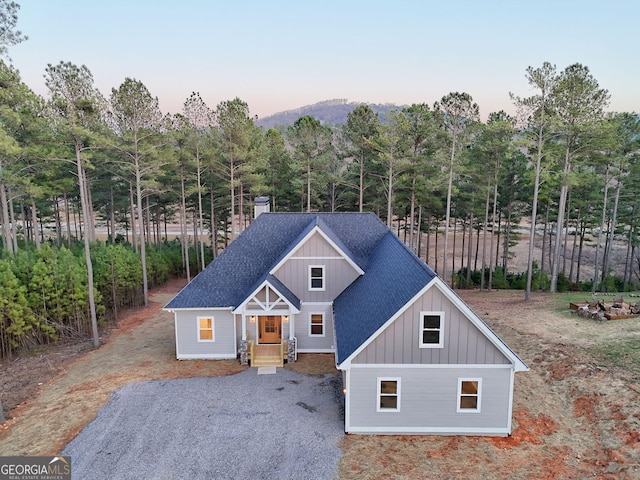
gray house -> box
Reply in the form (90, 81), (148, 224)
(164, 212), (528, 436)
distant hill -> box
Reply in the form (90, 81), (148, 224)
(256, 99), (404, 128)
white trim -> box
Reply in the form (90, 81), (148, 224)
(302, 301), (334, 306)
(308, 265), (326, 291)
(197, 316), (215, 342)
(338, 283), (432, 368)
(174, 314), (180, 359)
(457, 377), (482, 413)
(345, 425), (510, 436)
(232, 279), (300, 314)
(269, 225), (365, 276)
(429, 278), (529, 372)
(347, 363), (512, 369)
(507, 369), (515, 434)
(418, 311), (445, 349)
(309, 312), (326, 337)
(376, 377), (401, 412)
(177, 353), (237, 360)
(344, 369), (351, 432)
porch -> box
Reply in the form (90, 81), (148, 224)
(247, 339), (289, 367)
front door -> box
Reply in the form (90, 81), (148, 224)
(258, 316), (281, 344)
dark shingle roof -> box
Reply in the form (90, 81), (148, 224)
(164, 212), (388, 309)
(333, 231), (436, 364)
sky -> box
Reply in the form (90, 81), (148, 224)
(8, 0), (640, 120)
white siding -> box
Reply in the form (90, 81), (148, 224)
(346, 366), (513, 435)
(174, 309), (236, 359)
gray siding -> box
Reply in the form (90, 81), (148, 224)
(352, 286), (510, 365)
(175, 309), (236, 359)
(295, 303), (335, 352)
(272, 231), (360, 302)
(347, 366), (512, 433)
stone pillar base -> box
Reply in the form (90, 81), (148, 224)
(240, 339), (248, 365)
(287, 337), (296, 363)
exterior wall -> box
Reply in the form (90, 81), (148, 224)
(272, 231), (360, 302)
(351, 286), (510, 365)
(295, 303), (335, 352)
(240, 315), (292, 345)
(345, 365), (514, 434)
(174, 309), (237, 359)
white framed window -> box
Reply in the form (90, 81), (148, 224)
(309, 312), (325, 336)
(197, 316), (214, 342)
(377, 377), (401, 412)
(308, 265), (325, 291)
(419, 311), (444, 348)
(457, 378), (482, 413)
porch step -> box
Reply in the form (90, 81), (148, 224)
(251, 343), (284, 367)
(252, 356), (283, 367)
(250, 343), (284, 367)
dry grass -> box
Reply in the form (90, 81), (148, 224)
(1, 282), (639, 479)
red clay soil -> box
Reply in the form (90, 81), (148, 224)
(1, 283), (639, 479)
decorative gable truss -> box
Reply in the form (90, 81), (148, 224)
(239, 283), (294, 312)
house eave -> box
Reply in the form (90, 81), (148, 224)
(163, 306), (234, 312)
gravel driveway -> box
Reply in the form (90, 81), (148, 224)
(63, 369), (344, 480)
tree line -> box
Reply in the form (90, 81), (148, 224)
(1, 1), (639, 357)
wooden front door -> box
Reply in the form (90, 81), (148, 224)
(258, 316), (281, 344)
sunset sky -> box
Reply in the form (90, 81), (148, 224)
(9, 0), (640, 120)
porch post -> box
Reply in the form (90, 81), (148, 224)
(242, 315), (247, 340)
(289, 313), (294, 340)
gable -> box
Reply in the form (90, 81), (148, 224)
(164, 212), (389, 310)
(350, 284), (510, 365)
(271, 229), (362, 301)
(333, 231), (437, 365)
(232, 276), (300, 314)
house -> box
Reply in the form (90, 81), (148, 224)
(164, 211), (528, 436)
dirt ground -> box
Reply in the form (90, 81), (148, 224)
(1, 280), (639, 479)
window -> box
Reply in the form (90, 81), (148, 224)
(377, 378), (400, 412)
(309, 313), (324, 336)
(198, 317), (214, 342)
(419, 311), (444, 348)
(457, 378), (482, 413)
(309, 265), (325, 291)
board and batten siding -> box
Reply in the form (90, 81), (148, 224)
(346, 366), (513, 434)
(174, 309), (236, 359)
(272, 231), (360, 302)
(352, 286), (510, 365)
(295, 303), (335, 352)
